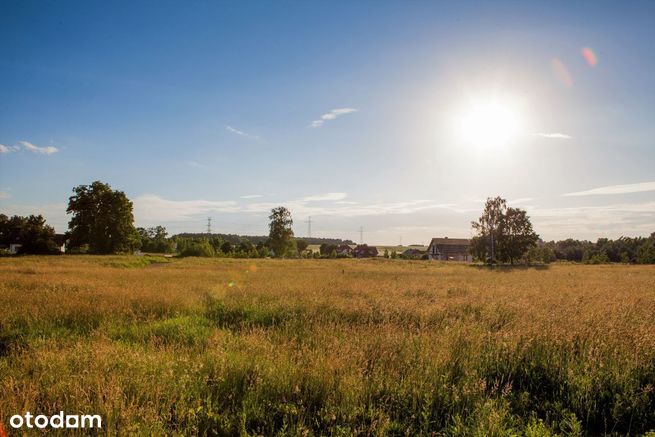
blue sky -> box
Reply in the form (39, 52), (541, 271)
(1, 0), (653, 244)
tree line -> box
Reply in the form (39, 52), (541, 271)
(469, 196), (655, 264)
(2, 181), (654, 264)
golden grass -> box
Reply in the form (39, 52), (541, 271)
(1, 256), (654, 435)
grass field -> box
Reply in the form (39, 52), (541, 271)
(1, 256), (654, 435)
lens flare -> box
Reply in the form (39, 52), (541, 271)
(581, 47), (598, 67)
(551, 58), (573, 87)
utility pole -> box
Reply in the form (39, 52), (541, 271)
(399, 235), (403, 247)
(359, 226), (364, 244)
(206, 217), (212, 235)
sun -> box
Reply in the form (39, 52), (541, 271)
(454, 99), (522, 148)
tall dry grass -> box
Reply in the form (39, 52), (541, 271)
(1, 256), (654, 435)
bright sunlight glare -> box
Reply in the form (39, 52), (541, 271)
(455, 100), (523, 149)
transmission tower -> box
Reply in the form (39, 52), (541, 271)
(305, 216), (312, 239)
(359, 226), (364, 244)
(206, 217), (212, 235)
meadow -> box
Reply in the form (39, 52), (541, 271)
(0, 256), (654, 435)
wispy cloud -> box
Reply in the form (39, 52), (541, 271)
(509, 197), (534, 205)
(564, 181), (655, 197)
(302, 192), (347, 202)
(22, 141), (59, 154)
(133, 195), (240, 222)
(528, 201), (655, 240)
(311, 108), (358, 128)
(133, 193), (457, 226)
(226, 125), (260, 139)
(187, 161), (208, 169)
(240, 194), (263, 199)
(0, 190), (10, 199)
(0, 141), (59, 155)
(0, 144), (20, 154)
(533, 133), (572, 139)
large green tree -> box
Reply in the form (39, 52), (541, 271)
(67, 181), (139, 254)
(268, 207), (296, 257)
(137, 225), (174, 253)
(471, 196), (539, 264)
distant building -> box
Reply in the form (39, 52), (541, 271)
(353, 244), (379, 258)
(54, 234), (67, 253)
(401, 248), (425, 259)
(336, 244), (354, 256)
(427, 237), (472, 262)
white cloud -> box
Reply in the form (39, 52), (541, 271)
(226, 125), (259, 139)
(302, 192), (348, 202)
(533, 133), (572, 139)
(509, 197), (534, 205)
(0, 144), (20, 154)
(20, 141), (59, 155)
(130, 193), (459, 228)
(0, 190), (10, 199)
(240, 194), (263, 199)
(564, 181), (655, 197)
(311, 108), (358, 128)
(528, 201), (655, 240)
(133, 195), (240, 222)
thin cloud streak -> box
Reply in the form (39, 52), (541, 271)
(311, 108), (357, 128)
(302, 192), (347, 202)
(20, 141), (59, 155)
(240, 194), (263, 199)
(225, 125), (260, 139)
(533, 133), (572, 139)
(564, 181), (655, 196)
(1, 141), (59, 155)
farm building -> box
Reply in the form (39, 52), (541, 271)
(427, 237), (472, 262)
(401, 248), (425, 259)
(336, 244), (354, 256)
(353, 244), (378, 258)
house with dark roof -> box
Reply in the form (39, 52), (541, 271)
(336, 244), (354, 256)
(353, 244), (378, 258)
(427, 237), (471, 262)
(401, 248), (425, 259)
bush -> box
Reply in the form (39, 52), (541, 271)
(179, 241), (215, 257)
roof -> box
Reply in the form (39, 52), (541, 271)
(353, 244), (378, 254)
(428, 237), (470, 247)
(402, 248), (425, 255)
